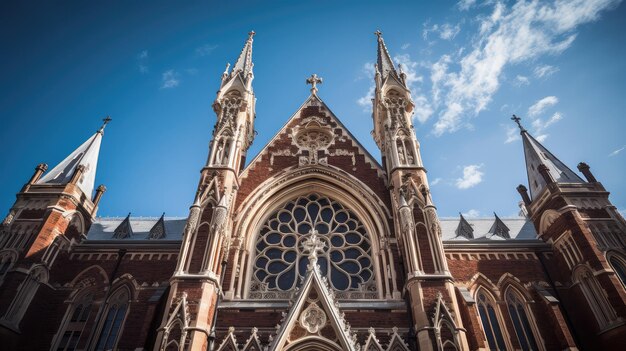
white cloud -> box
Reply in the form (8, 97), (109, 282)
(505, 126), (521, 143)
(401, 43), (411, 50)
(458, 0), (477, 11)
(528, 96), (558, 117)
(535, 134), (549, 142)
(514, 75), (530, 86)
(356, 63), (375, 112)
(196, 44), (218, 57)
(423, 23), (461, 41)
(609, 145), (626, 157)
(532, 111), (563, 131)
(534, 64), (559, 78)
(456, 164), (484, 189)
(137, 50), (149, 74)
(161, 70), (180, 89)
(463, 209), (480, 218)
(429, 0), (620, 136)
(430, 177), (442, 186)
(394, 54), (423, 88)
(413, 95), (435, 123)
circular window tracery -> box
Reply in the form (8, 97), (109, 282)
(250, 194), (376, 299)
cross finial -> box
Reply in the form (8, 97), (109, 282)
(248, 30), (255, 39)
(99, 116), (112, 133)
(374, 30), (382, 39)
(306, 73), (323, 96)
(511, 114), (526, 132)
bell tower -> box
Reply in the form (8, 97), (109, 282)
(0, 119), (108, 334)
(154, 31), (257, 351)
(370, 31), (468, 350)
(513, 116), (626, 349)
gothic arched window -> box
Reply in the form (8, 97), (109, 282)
(505, 290), (539, 351)
(609, 254), (626, 288)
(0, 251), (16, 284)
(54, 291), (94, 351)
(477, 290), (507, 351)
(250, 194), (375, 299)
(574, 266), (618, 328)
(94, 287), (130, 351)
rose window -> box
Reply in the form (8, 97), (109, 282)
(250, 194), (375, 299)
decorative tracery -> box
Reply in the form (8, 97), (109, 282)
(250, 194), (376, 299)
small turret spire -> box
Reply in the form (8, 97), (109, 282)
(38, 118), (107, 197)
(374, 30), (398, 79)
(515, 114), (585, 199)
(232, 30), (255, 80)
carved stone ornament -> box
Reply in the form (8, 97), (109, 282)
(299, 303), (327, 333)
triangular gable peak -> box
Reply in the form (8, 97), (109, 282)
(113, 213), (133, 239)
(161, 292), (190, 349)
(241, 94), (383, 178)
(242, 327), (264, 351)
(430, 292), (462, 350)
(148, 213), (166, 239)
(269, 234), (358, 351)
(216, 326), (239, 351)
(385, 327), (410, 351)
(362, 327), (385, 351)
(454, 213), (474, 239)
(487, 213), (510, 239)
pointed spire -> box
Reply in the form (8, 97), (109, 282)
(488, 213), (510, 239)
(455, 213), (474, 239)
(231, 31), (255, 81)
(38, 118), (108, 197)
(148, 213), (166, 239)
(513, 114), (584, 199)
(374, 30), (398, 79)
(113, 213), (133, 239)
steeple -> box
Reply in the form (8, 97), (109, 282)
(512, 115), (584, 199)
(374, 30), (398, 80)
(222, 31), (255, 89)
(37, 117), (109, 197)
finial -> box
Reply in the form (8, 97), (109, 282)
(99, 116), (112, 133)
(302, 229), (326, 269)
(511, 114), (526, 132)
(248, 30), (255, 39)
(374, 30), (382, 39)
(305, 73), (323, 96)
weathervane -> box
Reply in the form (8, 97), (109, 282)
(306, 74), (323, 96)
(511, 114), (526, 132)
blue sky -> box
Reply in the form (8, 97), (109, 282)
(1, 0), (625, 219)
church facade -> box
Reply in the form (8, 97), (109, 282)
(0, 32), (625, 351)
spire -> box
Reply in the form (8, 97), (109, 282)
(113, 213), (133, 239)
(455, 213), (474, 239)
(513, 115), (584, 199)
(38, 117), (109, 197)
(374, 30), (398, 79)
(231, 31), (255, 82)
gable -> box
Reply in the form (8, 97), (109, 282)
(237, 95), (389, 211)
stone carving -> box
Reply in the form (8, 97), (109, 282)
(299, 303), (327, 333)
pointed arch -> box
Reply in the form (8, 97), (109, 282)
(92, 285), (131, 351)
(474, 287), (510, 351)
(539, 209), (560, 235)
(386, 328), (410, 351)
(52, 287), (98, 351)
(0, 264), (49, 328)
(503, 286), (543, 351)
(606, 250), (626, 288)
(572, 265), (619, 329)
(0, 249), (18, 284)
(283, 337), (343, 351)
(233, 166), (394, 300)
(215, 327), (239, 351)
(160, 293), (190, 351)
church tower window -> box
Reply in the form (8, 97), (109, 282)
(250, 193), (375, 299)
(54, 292), (94, 351)
(609, 255), (626, 288)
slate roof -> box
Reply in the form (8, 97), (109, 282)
(86, 217), (186, 241)
(440, 217), (538, 242)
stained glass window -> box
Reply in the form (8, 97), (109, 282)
(477, 291), (506, 350)
(250, 194), (375, 299)
(506, 291), (539, 351)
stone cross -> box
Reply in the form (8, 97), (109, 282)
(306, 74), (323, 96)
(99, 116), (112, 133)
(248, 30), (255, 39)
(511, 114), (526, 132)
(374, 30), (382, 38)
(302, 229), (325, 269)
